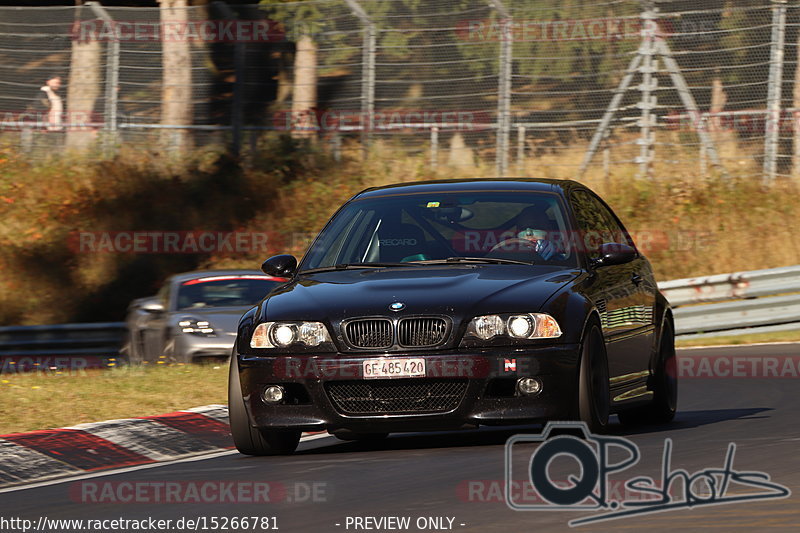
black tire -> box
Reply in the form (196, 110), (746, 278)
(163, 337), (191, 365)
(121, 330), (143, 365)
(618, 319), (678, 426)
(228, 347), (300, 456)
(574, 321), (610, 434)
(119, 338), (136, 366)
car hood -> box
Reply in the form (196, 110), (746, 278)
(172, 307), (250, 334)
(260, 265), (579, 322)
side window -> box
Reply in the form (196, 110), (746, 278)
(157, 283), (170, 309)
(315, 209), (375, 266)
(592, 194), (635, 249)
(571, 190), (633, 258)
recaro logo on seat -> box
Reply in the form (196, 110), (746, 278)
(379, 239), (417, 246)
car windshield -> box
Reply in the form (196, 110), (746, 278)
(176, 276), (283, 310)
(300, 190), (578, 271)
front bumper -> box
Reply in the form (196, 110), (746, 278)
(236, 345), (580, 434)
(174, 333), (236, 361)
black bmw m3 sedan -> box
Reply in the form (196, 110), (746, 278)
(229, 179), (677, 455)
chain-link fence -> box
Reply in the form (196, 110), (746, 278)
(1, 0), (798, 182)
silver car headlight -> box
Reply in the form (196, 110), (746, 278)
(250, 321), (332, 348)
(178, 318), (215, 336)
(464, 313), (561, 341)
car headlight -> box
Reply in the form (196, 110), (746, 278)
(464, 313), (561, 342)
(469, 315), (505, 340)
(250, 321), (332, 349)
(178, 318), (215, 336)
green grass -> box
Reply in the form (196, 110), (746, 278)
(0, 363), (228, 435)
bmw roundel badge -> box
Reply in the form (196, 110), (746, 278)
(389, 302), (405, 311)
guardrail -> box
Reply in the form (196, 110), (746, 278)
(658, 265), (800, 307)
(658, 265), (800, 339)
(0, 322), (125, 371)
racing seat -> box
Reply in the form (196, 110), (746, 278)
(376, 223), (428, 262)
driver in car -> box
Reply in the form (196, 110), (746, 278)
(516, 206), (561, 260)
(491, 206), (562, 260)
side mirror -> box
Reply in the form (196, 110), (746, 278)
(592, 243), (637, 268)
(139, 298), (165, 313)
(261, 254), (297, 278)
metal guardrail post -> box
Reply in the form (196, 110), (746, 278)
(345, 0), (375, 160)
(213, 2), (245, 157)
(331, 130), (342, 161)
(764, 0), (787, 183)
(87, 2), (120, 154)
(490, 0), (512, 176)
(637, 3), (657, 179)
(430, 126), (439, 169)
(364, 24), (376, 157)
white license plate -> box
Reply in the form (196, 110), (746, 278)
(362, 358), (426, 379)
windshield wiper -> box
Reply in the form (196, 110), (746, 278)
(413, 257), (534, 266)
(300, 262), (423, 273)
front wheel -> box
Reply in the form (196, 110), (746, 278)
(228, 347), (300, 455)
(618, 319), (678, 426)
(573, 321), (610, 433)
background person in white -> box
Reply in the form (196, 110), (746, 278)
(30, 73), (63, 131)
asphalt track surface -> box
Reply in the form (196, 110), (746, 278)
(1, 343), (798, 532)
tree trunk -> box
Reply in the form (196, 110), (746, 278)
(65, 5), (101, 150)
(159, 0), (193, 151)
(291, 34), (317, 140)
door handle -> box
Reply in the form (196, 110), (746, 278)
(631, 273), (643, 285)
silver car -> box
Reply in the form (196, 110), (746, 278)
(122, 270), (288, 364)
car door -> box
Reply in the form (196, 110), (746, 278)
(570, 189), (655, 385)
(141, 283), (171, 361)
(595, 193), (657, 378)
